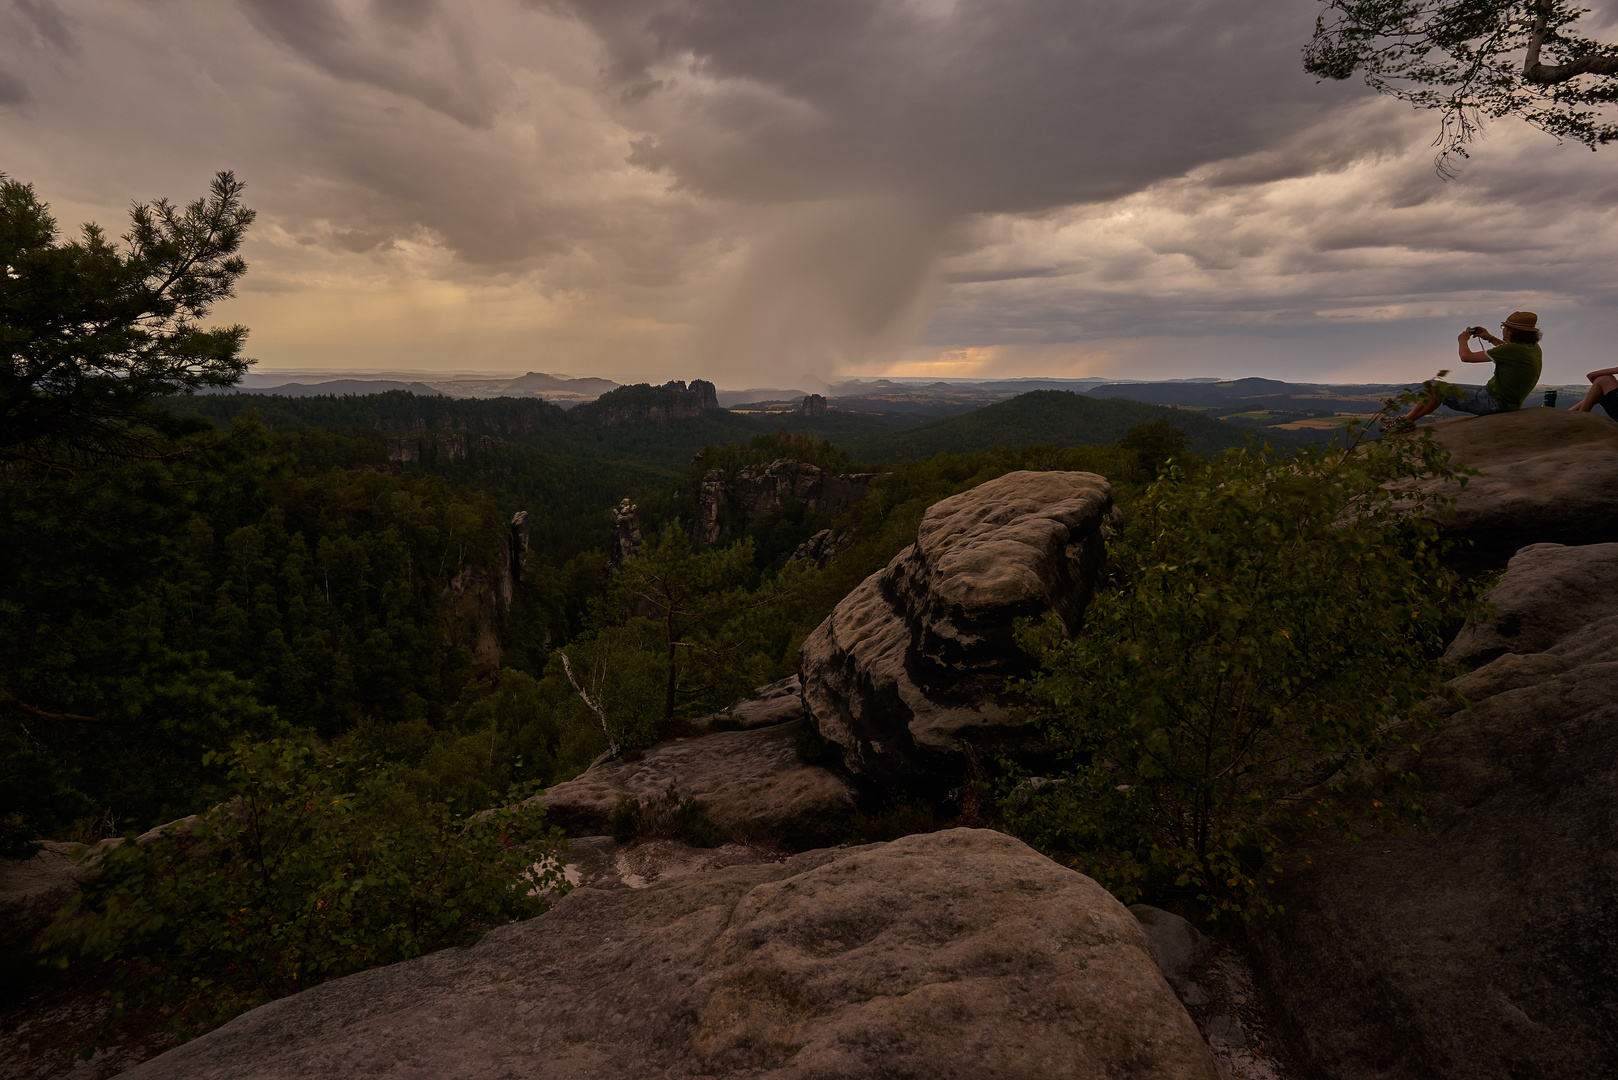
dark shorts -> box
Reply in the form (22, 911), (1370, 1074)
(1442, 386), (1511, 416)
(1601, 388), (1618, 420)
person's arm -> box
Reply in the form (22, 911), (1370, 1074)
(1458, 328), (1493, 363)
(1586, 364), (1618, 381)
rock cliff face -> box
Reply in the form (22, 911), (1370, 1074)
(693, 459), (878, 545)
(1251, 541), (1618, 1080)
(442, 510), (531, 677)
(385, 432), (496, 463)
(1415, 409), (1618, 565)
(118, 829), (1221, 1080)
(799, 470), (1114, 785)
(569, 379), (718, 427)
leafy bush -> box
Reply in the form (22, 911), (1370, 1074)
(42, 737), (566, 1036)
(1006, 429), (1480, 919)
(607, 784), (726, 848)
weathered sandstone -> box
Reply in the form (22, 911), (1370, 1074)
(799, 469), (1113, 785)
(1416, 408), (1618, 564)
(534, 719), (856, 849)
(1251, 541), (1618, 1080)
(119, 829), (1222, 1080)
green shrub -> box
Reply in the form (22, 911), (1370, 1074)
(1006, 428), (1480, 920)
(42, 737), (567, 1037)
(607, 784), (726, 848)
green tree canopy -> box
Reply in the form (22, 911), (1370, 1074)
(1307, 0), (1618, 173)
(1008, 428), (1480, 919)
(1, 171), (255, 467)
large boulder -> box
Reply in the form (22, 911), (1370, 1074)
(118, 829), (1222, 1080)
(1251, 542), (1618, 1080)
(1416, 409), (1618, 565)
(534, 719), (857, 849)
(799, 470), (1113, 785)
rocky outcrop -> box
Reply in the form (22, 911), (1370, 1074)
(608, 498), (641, 569)
(799, 470), (1114, 786)
(693, 460), (877, 545)
(1416, 409), (1618, 565)
(119, 829), (1221, 1080)
(534, 719), (857, 849)
(569, 379), (718, 427)
(799, 393), (827, 416)
(790, 526), (856, 567)
(385, 432), (496, 463)
(1251, 541), (1618, 1080)
(442, 510), (531, 676)
(691, 674), (808, 732)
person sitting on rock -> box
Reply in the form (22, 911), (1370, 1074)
(1389, 312), (1544, 428)
(1567, 363), (1618, 419)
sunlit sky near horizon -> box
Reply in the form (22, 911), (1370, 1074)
(3, 0), (1616, 389)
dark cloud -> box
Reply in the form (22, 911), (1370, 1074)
(237, 0), (495, 126)
(0, 67), (28, 105)
(14, 0), (76, 53)
(545, 0), (1363, 213)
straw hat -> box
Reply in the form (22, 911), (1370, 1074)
(1502, 311), (1540, 331)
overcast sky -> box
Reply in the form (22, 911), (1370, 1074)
(3, 0), (1616, 387)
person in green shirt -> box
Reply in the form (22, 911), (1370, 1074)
(1390, 311), (1544, 427)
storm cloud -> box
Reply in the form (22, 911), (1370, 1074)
(1, 0), (1613, 383)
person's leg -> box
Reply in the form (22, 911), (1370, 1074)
(1399, 392), (1444, 422)
(1570, 374), (1618, 411)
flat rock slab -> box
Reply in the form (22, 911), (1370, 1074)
(535, 719), (856, 849)
(1251, 542), (1618, 1080)
(1416, 409), (1618, 563)
(120, 829), (1220, 1080)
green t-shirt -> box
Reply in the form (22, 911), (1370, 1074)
(1484, 343), (1543, 410)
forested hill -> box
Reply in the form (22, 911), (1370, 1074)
(839, 389), (1304, 462)
(173, 387), (1279, 471)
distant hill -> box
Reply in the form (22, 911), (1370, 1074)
(203, 379), (445, 397)
(501, 372), (619, 397)
(840, 390), (1303, 462)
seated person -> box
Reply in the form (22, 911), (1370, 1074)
(1568, 364), (1618, 419)
(1392, 311), (1544, 425)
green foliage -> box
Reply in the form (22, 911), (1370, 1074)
(839, 390), (1293, 463)
(1307, 0), (1618, 172)
(1117, 420), (1193, 479)
(607, 783), (726, 847)
(42, 736), (566, 1037)
(1, 172), (255, 467)
(606, 527), (798, 723)
(1006, 428), (1480, 919)
(0, 417), (514, 841)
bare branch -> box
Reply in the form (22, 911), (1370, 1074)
(557, 651), (618, 758)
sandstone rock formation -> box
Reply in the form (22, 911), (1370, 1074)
(691, 674), (808, 732)
(799, 393), (828, 416)
(790, 525), (855, 568)
(1251, 541), (1618, 1080)
(608, 497), (642, 569)
(119, 829), (1221, 1080)
(442, 509), (532, 677)
(534, 719), (857, 849)
(570, 379), (718, 426)
(799, 470), (1113, 785)
(693, 459), (877, 545)
(1417, 408), (1618, 565)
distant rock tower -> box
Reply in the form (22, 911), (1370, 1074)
(608, 499), (642, 569)
(800, 393), (828, 417)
